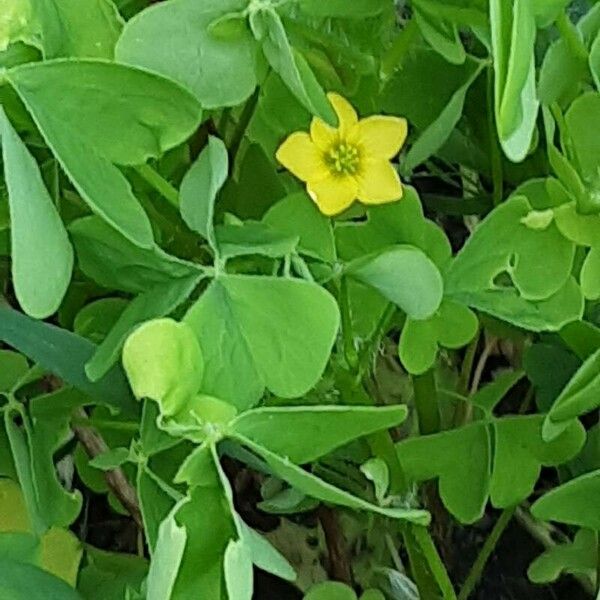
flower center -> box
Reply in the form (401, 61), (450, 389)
(325, 142), (360, 176)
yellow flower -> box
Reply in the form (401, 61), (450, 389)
(276, 93), (408, 216)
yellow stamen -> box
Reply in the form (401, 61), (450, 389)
(325, 143), (360, 176)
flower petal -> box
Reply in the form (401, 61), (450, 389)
(310, 117), (337, 151)
(328, 93), (358, 135)
(276, 132), (326, 182)
(307, 175), (358, 216)
(357, 159), (403, 205)
(356, 116), (408, 159)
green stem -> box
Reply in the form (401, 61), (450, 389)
(134, 164), (179, 208)
(458, 508), (515, 600)
(555, 11), (588, 62)
(339, 277), (359, 371)
(71, 418), (140, 433)
(487, 66), (504, 207)
(412, 525), (458, 600)
(413, 369), (440, 435)
(229, 88), (260, 164)
(358, 303), (396, 378)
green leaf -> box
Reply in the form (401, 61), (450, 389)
(74, 298), (128, 345)
(137, 466), (178, 553)
(398, 414), (585, 522)
(36, 0), (123, 59)
(7, 59), (202, 166)
(413, 6), (466, 65)
(122, 318), (204, 416)
(236, 520), (296, 583)
(184, 276), (339, 409)
(171, 486), (236, 599)
(224, 539), (253, 600)
(89, 447), (130, 471)
(397, 423), (491, 524)
(215, 221), (298, 260)
(470, 370), (525, 416)
(399, 299), (478, 375)
(553, 202), (600, 248)
(405, 61), (484, 171)
(447, 196), (575, 301)
(565, 92), (600, 185)
(180, 136), (228, 251)
(581, 248), (600, 300)
(532, 469), (600, 530)
(70, 216), (201, 294)
(116, 0), (259, 108)
(360, 458), (390, 505)
(263, 192), (335, 263)
(231, 405), (408, 464)
(445, 196), (581, 330)
(490, 0), (538, 161)
(219, 141), (287, 219)
(0, 558), (82, 600)
(78, 548), (147, 600)
(250, 8), (335, 124)
(146, 511), (186, 600)
(0, 532), (39, 566)
(235, 436), (430, 525)
(490, 416), (586, 508)
(86, 275), (201, 381)
(0, 349), (29, 393)
(544, 349), (600, 440)
(528, 529), (598, 585)
(297, 0), (391, 18)
(335, 187), (451, 269)
(0, 107), (73, 318)
(0, 305), (134, 412)
(346, 246), (444, 321)
(304, 581), (356, 600)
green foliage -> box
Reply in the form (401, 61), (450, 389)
(0, 1), (599, 599)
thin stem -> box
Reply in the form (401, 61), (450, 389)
(487, 66), (504, 207)
(71, 417), (140, 433)
(229, 88), (260, 164)
(339, 277), (359, 371)
(134, 164), (179, 208)
(555, 11), (589, 62)
(459, 333), (480, 396)
(413, 370), (440, 435)
(72, 408), (143, 529)
(458, 508), (515, 600)
(412, 525), (458, 600)
(358, 303), (396, 378)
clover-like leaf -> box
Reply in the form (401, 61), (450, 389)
(116, 0), (259, 108)
(335, 187), (451, 269)
(184, 275), (339, 410)
(346, 246), (444, 321)
(528, 529), (598, 586)
(122, 318), (203, 417)
(445, 196), (582, 330)
(397, 409), (585, 523)
(399, 299), (478, 375)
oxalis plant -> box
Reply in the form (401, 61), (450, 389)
(0, 0), (600, 599)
